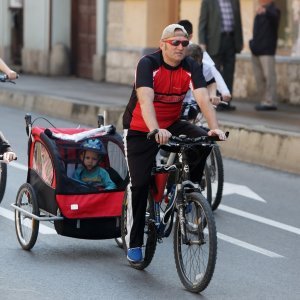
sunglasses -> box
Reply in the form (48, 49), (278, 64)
(164, 39), (189, 47)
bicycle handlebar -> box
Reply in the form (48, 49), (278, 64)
(0, 73), (19, 83)
(181, 96), (228, 110)
(147, 129), (229, 143)
(0, 154), (17, 161)
(170, 132), (229, 143)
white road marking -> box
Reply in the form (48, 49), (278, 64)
(0, 206), (284, 257)
(3, 164), (287, 257)
(220, 204), (300, 235)
(9, 161), (28, 171)
(217, 232), (283, 258)
(0, 207), (56, 235)
(223, 182), (266, 203)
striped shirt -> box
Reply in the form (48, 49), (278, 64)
(218, 0), (234, 32)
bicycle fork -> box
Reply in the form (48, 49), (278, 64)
(176, 187), (189, 244)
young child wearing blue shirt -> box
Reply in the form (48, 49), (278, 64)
(73, 139), (116, 190)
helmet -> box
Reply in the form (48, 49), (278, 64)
(80, 138), (107, 155)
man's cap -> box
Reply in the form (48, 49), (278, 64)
(161, 24), (188, 40)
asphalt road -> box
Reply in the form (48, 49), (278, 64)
(1, 106), (300, 300)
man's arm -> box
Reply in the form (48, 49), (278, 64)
(137, 87), (158, 132)
(193, 88), (218, 129)
(137, 86), (171, 144)
(210, 66), (231, 100)
(193, 88), (226, 140)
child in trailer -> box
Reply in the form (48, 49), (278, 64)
(73, 138), (116, 190)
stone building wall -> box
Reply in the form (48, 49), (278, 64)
(105, 0), (300, 105)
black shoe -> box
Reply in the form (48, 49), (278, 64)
(216, 103), (236, 112)
(255, 104), (277, 111)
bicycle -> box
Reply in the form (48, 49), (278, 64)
(166, 101), (225, 211)
(0, 73), (18, 204)
(121, 129), (228, 293)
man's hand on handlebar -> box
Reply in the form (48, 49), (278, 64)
(210, 95), (222, 107)
(221, 93), (232, 102)
(1, 151), (17, 163)
(210, 95), (231, 108)
(208, 129), (227, 141)
(147, 128), (171, 144)
(7, 70), (18, 80)
(153, 128), (172, 145)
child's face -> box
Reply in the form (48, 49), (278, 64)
(81, 150), (99, 171)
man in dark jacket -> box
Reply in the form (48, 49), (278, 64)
(198, 0), (243, 111)
(249, 0), (280, 111)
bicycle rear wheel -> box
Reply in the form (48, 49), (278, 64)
(121, 190), (157, 270)
(173, 192), (217, 293)
(201, 164), (212, 205)
(0, 162), (7, 204)
(206, 145), (224, 211)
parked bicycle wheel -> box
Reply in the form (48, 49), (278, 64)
(15, 183), (40, 250)
(206, 145), (224, 211)
(121, 190), (157, 270)
(173, 192), (217, 293)
(0, 162), (7, 204)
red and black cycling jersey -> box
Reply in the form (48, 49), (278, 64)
(122, 50), (206, 132)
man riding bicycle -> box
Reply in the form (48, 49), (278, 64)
(122, 24), (226, 263)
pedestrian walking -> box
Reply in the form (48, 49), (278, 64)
(198, 0), (243, 111)
(249, 0), (280, 111)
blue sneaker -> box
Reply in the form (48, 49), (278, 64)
(127, 247), (143, 263)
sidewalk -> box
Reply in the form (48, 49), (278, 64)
(0, 74), (299, 174)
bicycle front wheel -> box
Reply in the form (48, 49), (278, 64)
(206, 145), (224, 211)
(121, 190), (157, 270)
(15, 183), (40, 250)
(173, 192), (217, 293)
(0, 162), (7, 204)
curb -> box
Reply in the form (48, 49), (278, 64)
(1, 89), (299, 175)
(219, 122), (300, 175)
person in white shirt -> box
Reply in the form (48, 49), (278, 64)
(178, 20), (231, 102)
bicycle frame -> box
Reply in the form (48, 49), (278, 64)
(150, 142), (203, 242)
(123, 130), (226, 291)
